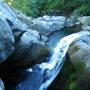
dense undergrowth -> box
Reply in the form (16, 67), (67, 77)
(5, 0), (90, 17)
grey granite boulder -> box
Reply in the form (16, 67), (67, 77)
(0, 2), (28, 30)
(0, 16), (14, 63)
(9, 30), (49, 67)
(32, 16), (66, 35)
(68, 35), (90, 90)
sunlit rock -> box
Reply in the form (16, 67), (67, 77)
(0, 2), (28, 30)
(32, 15), (66, 35)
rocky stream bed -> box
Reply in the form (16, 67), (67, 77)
(0, 2), (90, 90)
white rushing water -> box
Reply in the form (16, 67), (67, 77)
(39, 31), (90, 90)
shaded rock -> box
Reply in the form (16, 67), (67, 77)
(9, 34), (49, 67)
(13, 43), (49, 67)
(0, 16), (14, 63)
(32, 16), (66, 35)
(31, 43), (49, 62)
(68, 35), (90, 90)
(0, 78), (4, 90)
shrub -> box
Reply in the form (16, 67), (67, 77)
(73, 5), (90, 16)
(5, 0), (90, 17)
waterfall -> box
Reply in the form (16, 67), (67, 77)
(26, 31), (90, 90)
(38, 31), (90, 90)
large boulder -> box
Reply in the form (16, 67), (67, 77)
(32, 16), (66, 35)
(68, 35), (90, 90)
(8, 30), (49, 67)
(0, 2), (28, 30)
(0, 16), (14, 63)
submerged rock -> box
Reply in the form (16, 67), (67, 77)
(0, 16), (14, 63)
(32, 16), (66, 35)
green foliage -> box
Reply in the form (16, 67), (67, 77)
(73, 5), (90, 16)
(5, 0), (90, 17)
(64, 72), (78, 90)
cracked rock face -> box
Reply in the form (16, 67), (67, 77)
(0, 16), (14, 63)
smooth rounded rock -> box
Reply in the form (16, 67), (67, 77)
(68, 35), (90, 90)
(0, 16), (14, 63)
(9, 29), (49, 67)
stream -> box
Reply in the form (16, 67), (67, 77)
(16, 31), (90, 90)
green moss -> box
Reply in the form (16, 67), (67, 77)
(75, 61), (85, 73)
(64, 61), (85, 90)
(73, 5), (90, 16)
(65, 73), (77, 90)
